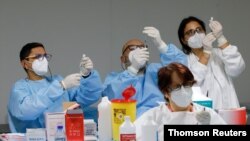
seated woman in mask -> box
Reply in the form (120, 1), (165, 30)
(134, 62), (226, 141)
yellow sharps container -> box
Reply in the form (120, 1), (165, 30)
(111, 85), (136, 141)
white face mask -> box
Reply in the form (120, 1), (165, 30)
(32, 58), (48, 76)
(171, 86), (193, 107)
(187, 33), (205, 48)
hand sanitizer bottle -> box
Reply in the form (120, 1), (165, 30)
(119, 116), (136, 141)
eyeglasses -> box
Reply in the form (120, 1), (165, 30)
(184, 27), (204, 37)
(122, 44), (148, 55)
(168, 82), (193, 92)
(25, 53), (52, 61)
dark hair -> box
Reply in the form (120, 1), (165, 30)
(19, 42), (44, 61)
(158, 62), (196, 101)
(178, 16), (206, 54)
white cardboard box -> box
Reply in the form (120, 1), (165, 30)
(26, 128), (46, 141)
(45, 112), (65, 141)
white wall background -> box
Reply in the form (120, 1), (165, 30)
(0, 0), (249, 124)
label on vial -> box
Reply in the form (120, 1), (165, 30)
(120, 134), (136, 141)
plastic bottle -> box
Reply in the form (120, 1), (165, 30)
(141, 116), (158, 141)
(54, 125), (66, 141)
(98, 96), (112, 141)
(119, 116), (136, 141)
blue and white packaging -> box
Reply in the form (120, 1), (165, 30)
(192, 86), (212, 108)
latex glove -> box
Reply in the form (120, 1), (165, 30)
(209, 17), (227, 47)
(127, 48), (149, 75)
(202, 32), (216, 54)
(195, 111), (211, 125)
(61, 73), (81, 89)
(143, 26), (167, 53)
(80, 54), (93, 76)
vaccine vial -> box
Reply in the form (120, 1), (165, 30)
(54, 125), (66, 141)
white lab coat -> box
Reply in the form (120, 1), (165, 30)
(187, 45), (245, 109)
(134, 103), (226, 141)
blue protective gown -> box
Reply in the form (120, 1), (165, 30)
(8, 70), (102, 133)
(103, 44), (187, 118)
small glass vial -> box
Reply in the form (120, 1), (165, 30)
(54, 125), (66, 141)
